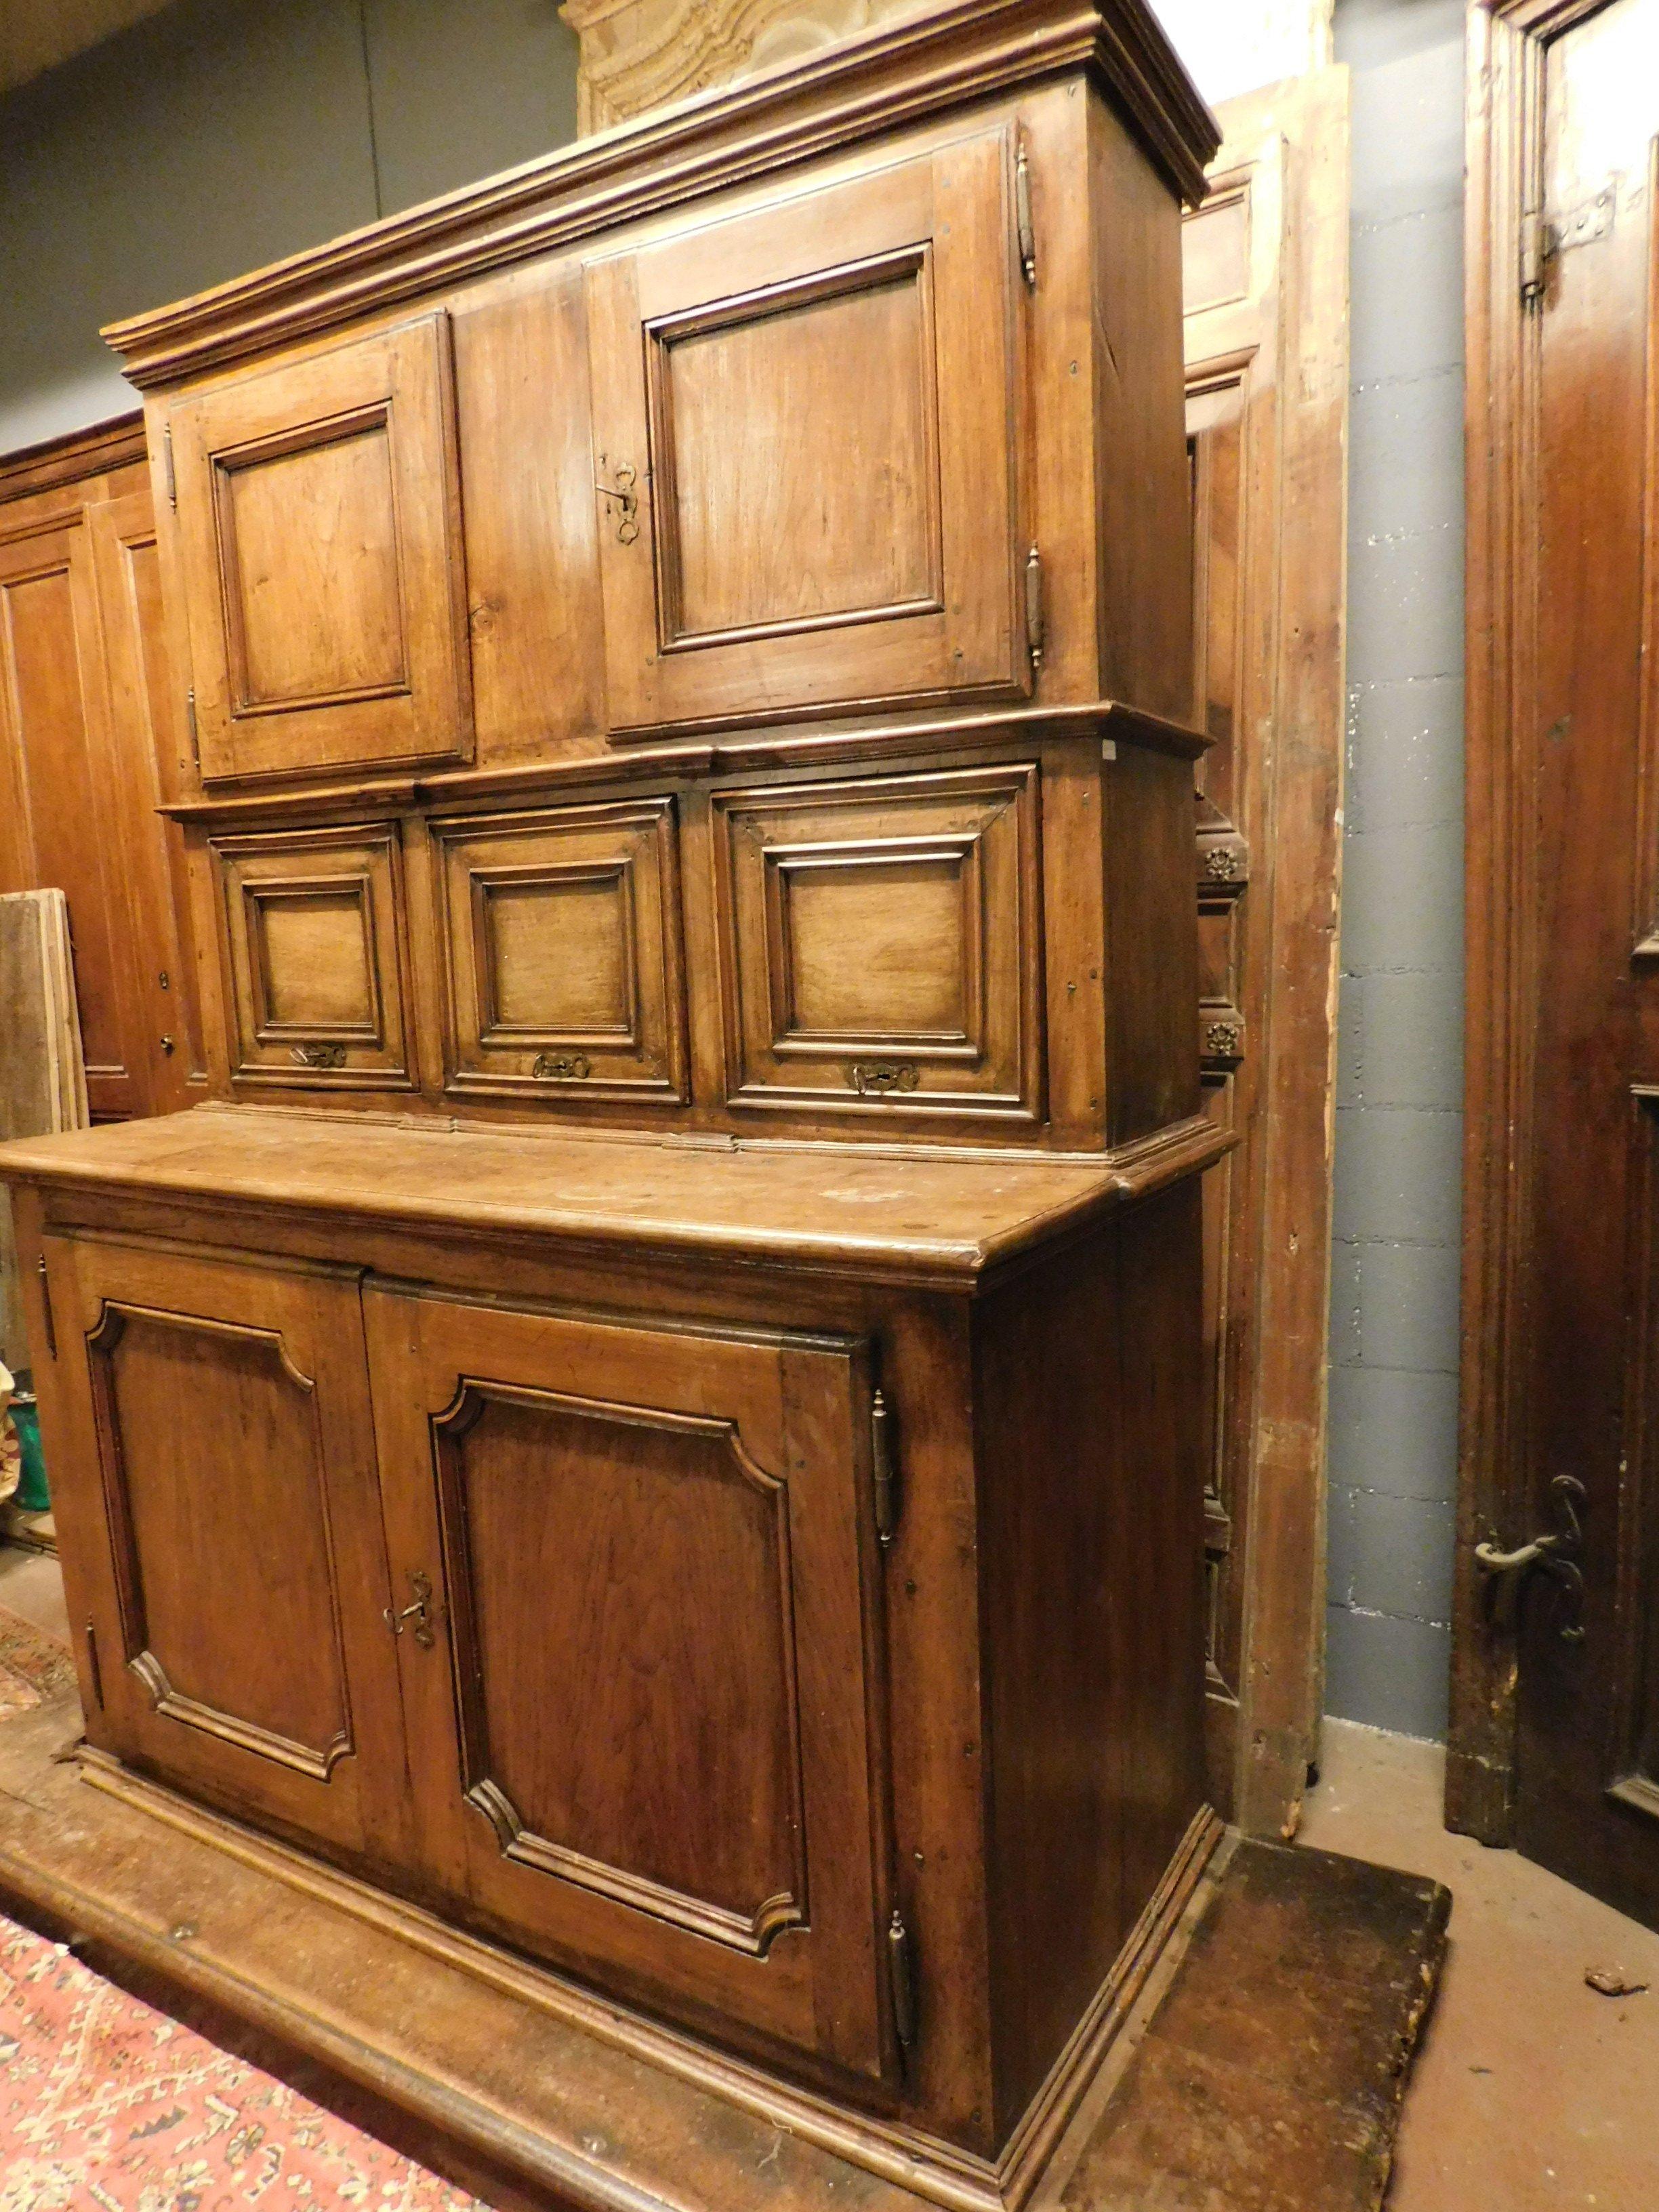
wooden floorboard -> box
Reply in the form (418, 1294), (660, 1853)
(0, 1682), (1447, 2212)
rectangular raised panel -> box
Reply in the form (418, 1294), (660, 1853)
(365, 1291), (890, 2081)
(588, 129), (1021, 736)
(214, 823), (415, 1088)
(1182, 186), (1250, 315)
(713, 764), (1042, 1120)
(91, 1306), (351, 1779)
(434, 800), (686, 1101)
(222, 419), (406, 710)
(170, 314), (471, 784)
(437, 1384), (806, 1952)
(653, 253), (941, 646)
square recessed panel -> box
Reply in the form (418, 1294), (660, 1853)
(480, 871), (635, 1038)
(777, 853), (972, 1042)
(222, 423), (406, 710)
(215, 825), (415, 1089)
(435, 802), (686, 1102)
(657, 264), (941, 644)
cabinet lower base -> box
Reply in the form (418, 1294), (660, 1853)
(0, 1696), (1221, 2212)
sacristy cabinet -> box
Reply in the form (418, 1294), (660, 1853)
(0, 9), (1223, 2212)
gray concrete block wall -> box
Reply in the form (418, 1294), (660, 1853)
(1326, 0), (1467, 1740)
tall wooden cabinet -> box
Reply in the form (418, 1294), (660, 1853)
(0, 7), (1222, 2208)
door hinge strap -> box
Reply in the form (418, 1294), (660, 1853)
(1015, 139), (1038, 289)
(185, 688), (199, 771)
(162, 426), (177, 508)
(888, 1908), (918, 2049)
(36, 1256), (56, 1359)
(84, 1622), (103, 1711)
(1025, 545), (1044, 673)
(872, 1389), (899, 1547)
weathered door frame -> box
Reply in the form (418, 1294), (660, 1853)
(1183, 68), (1349, 1837)
(1450, 0), (1622, 1842)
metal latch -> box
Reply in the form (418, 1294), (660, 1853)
(384, 1570), (436, 1650)
(1474, 1473), (1586, 1641)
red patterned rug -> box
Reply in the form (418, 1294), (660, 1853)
(0, 1599), (486, 2209)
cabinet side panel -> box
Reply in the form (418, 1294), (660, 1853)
(1105, 744), (1203, 1145)
(974, 1190), (1207, 2135)
(1088, 94), (1194, 724)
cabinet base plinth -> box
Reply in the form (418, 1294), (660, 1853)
(0, 1694), (1221, 2212)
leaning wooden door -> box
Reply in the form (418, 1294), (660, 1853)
(1183, 75), (1347, 1833)
(36, 1235), (409, 1862)
(1456, 0), (1659, 1927)
(363, 1286), (897, 2085)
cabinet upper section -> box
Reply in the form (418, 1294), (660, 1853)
(110, 0), (1214, 792)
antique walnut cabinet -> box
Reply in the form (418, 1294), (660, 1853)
(0, 6), (1223, 2206)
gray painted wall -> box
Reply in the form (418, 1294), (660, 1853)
(0, 0), (579, 452)
(1326, 0), (1466, 1740)
(0, 0), (1470, 1741)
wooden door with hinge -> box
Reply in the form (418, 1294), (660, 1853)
(1182, 75), (1348, 1832)
(363, 1285), (901, 2087)
(1455, 0), (1659, 1928)
(34, 1234), (409, 1864)
(0, 508), (155, 1120)
(585, 126), (1027, 737)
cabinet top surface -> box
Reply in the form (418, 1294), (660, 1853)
(0, 1107), (1211, 1288)
(101, 0), (1215, 390)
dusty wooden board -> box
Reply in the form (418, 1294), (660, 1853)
(1060, 1839), (1450, 2211)
(0, 1675), (1443, 2212)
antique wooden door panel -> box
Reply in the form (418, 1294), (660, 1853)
(363, 1286), (895, 2085)
(710, 764), (1043, 1126)
(1181, 79), (1346, 1832)
(168, 314), (472, 785)
(586, 129), (1025, 735)
(1456, 0), (1659, 1927)
(209, 822), (419, 1092)
(432, 799), (688, 1103)
(0, 514), (150, 1118)
(39, 1235), (405, 1859)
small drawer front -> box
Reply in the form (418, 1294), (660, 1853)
(713, 764), (1043, 1121)
(215, 822), (416, 1088)
(434, 800), (687, 1103)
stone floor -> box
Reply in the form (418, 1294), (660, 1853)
(0, 1543), (68, 1643)
(1302, 1719), (1659, 2211)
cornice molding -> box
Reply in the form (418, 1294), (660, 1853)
(0, 411), (146, 501)
(102, 0), (1216, 392)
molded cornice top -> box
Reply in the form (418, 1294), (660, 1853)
(102, 0), (1216, 390)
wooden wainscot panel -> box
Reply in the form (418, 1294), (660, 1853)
(168, 313), (472, 787)
(363, 1288), (897, 2089)
(712, 763), (1042, 1124)
(586, 125), (1025, 736)
(213, 822), (417, 1090)
(432, 798), (688, 1103)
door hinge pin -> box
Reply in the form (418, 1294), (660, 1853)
(888, 1908), (918, 2049)
(36, 1255), (56, 1358)
(185, 688), (199, 771)
(872, 1389), (899, 1547)
(84, 1622), (103, 1711)
(1015, 139), (1038, 289)
(1521, 209), (1554, 304)
(1025, 545), (1045, 673)
(162, 426), (177, 508)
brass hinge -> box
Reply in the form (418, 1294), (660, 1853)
(84, 1622), (104, 1711)
(1520, 209), (1553, 304)
(888, 1908), (918, 2050)
(162, 425), (177, 508)
(1015, 138), (1038, 289)
(36, 1255), (56, 1358)
(185, 687), (199, 771)
(872, 1389), (899, 1547)
(1025, 545), (1044, 674)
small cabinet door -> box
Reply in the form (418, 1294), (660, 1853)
(586, 128), (1026, 736)
(363, 1287), (897, 2085)
(39, 1235), (407, 1862)
(168, 313), (472, 785)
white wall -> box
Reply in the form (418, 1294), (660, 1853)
(0, 0), (579, 451)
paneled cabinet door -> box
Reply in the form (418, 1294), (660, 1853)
(40, 1236), (407, 1862)
(586, 128), (1025, 736)
(168, 314), (472, 785)
(363, 1287), (897, 2086)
